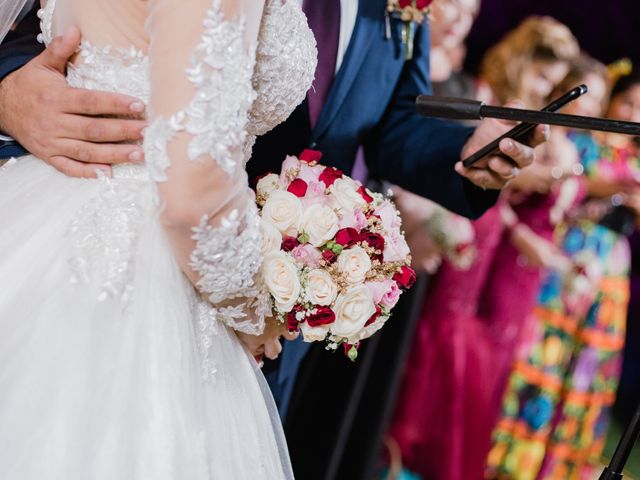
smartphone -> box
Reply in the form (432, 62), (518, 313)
(461, 84), (588, 168)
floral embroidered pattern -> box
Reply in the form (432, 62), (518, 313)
(67, 172), (150, 303)
(67, 42), (150, 105)
(144, 0), (257, 180)
(196, 299), (219, 382)
(190, 203), (270, 335)
(248, 0), (317, 139)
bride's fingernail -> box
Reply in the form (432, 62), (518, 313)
(130, 102), (145, 113)
(129, 150), (144, 162)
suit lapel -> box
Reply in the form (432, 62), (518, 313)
(311, 0), (380, 141)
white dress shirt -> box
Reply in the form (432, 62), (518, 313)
(296, 0), (359, 74)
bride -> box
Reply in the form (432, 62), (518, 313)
(0, 0), (316, 478)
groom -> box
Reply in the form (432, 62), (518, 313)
(0, 0), (544, 432)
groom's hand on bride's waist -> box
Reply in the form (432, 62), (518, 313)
(0, 27), (147, 179)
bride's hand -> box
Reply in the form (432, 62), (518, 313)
(235, 318), (299, 361)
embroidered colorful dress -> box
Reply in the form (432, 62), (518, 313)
(487, 132), (637, 480)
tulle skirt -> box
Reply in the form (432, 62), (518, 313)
(0, 156), (292, 479)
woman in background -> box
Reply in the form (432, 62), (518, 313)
(387, 16), (579, 480)
(488, 66), (640, 480)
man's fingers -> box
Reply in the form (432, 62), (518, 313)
(530, 124), (550, 147)
(456, 162), (506, 190)
(488, 156), (518, 178)
(62, 115), (146, 143)
(58, 139), (144, 165)
(48, 156), (111, 179)
(66, 88), (146, 117)
(498, 138), (535, 168)
(39, 27), (82, 73)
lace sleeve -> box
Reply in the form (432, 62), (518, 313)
(144, 0), (269, 335)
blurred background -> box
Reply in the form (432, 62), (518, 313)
(465, 0), (640, 73)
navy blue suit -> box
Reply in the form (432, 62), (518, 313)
(0, 0), (498, 419)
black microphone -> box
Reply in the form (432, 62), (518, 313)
(599, 402), (640, 480)
(416, 95), (640, 136)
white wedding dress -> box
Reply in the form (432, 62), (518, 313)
(0, 0), (316, 478)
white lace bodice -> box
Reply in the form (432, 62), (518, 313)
(38, 0), (317, 164)
(35, 0), (317, 342)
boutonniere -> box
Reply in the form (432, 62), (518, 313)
(386, 0), (433, 60)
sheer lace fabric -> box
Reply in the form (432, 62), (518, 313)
(0, 0), (315, 478)
(40, 0), (316, 334)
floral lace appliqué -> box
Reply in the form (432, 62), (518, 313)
(144, 0), (257, 181)
(196, 299), (219, 383)
(68, 172), (149, 303)
(190, 204), (270, 335)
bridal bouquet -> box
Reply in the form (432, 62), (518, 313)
(256, 150), (415, 360)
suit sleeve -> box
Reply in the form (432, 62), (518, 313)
(363, 20), (498, 220)
(0, 10), (43, 158)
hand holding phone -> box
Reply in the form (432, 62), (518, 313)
(461, 85), (588, 168)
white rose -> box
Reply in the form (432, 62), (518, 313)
(262, 251), (302, 313)
(300, 322), (330, 343)
(330, 177), (367, 213)
(256, 173), (281, 201)
(330, 285), (376, 339)
(337, 246), (372, 285)
(305, 269), (338, 306)
(261, 190), (303, 236)
(300, 203), (340, 247)
(260, 218), (282, 255)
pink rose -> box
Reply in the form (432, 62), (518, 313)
(279, 155), (301, 186)
(291, 244), (323, 268)
(383, 230), (411, 263)
(302, 181), (329, 208)
(338, 208), (368, 231)
(299, 163), (322, 184)
(366, 280), (392, 304)
(375, 201), (402, 231)
(366, 278), (399, 307)
(380, 281), (401, 309)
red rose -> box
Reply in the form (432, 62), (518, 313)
(282, 236), (300, 252)
(319, 167), (344, 187)
(322, 249), (338, 264)
(399, 0), (432, 8)
(365, 305), (383, 327)
(299, 149), (323, 163)
(286, 308), (302, 333)
(359, 231), (385, 253)
(307, 306), (336, 327)
(335, 228), (359, 248)
(287, 178), (308, 197)
(357, 186), (374, 203)
(393, 266), (417, 290)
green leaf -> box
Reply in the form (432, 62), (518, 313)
(348, 345), (358, 362)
